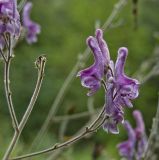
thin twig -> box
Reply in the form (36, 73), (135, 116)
(47, 97), (96, 160)
(4, 35), (19, 132)
(53, 108), (100, 122)
(18, 0), (27, 12)
(2, 55), (46, 160)
(30, 0), (128, 151)
(10, 108), (108, 160)
(0, 49), (7, 63)
(144, 97), (159, 160)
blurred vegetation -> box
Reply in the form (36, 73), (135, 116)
(0, 0), (159, 159)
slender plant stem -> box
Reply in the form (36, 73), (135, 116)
(4, 35), (19, 132)
(0, 49), (7, 63)
(10, 108), (108, 160)
(18, 0), (27, 12)
(47, 97), (96, 160)
(30, 0), (128, 151)
(53, 109), (100, 122)
(2, 55), (46, 160)
(144, 97), (159, 160)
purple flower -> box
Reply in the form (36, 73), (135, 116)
(23, 2), (41, 44)
(114, 47), (139, 108)
(77, 29), (110, 96)
(0, 0), (20, 37)
(103, 48), (139, 134)
(77, 29), (139, 134)
(117, 121), (136, 160)
(133, 110), (147, 160)
(117, 110), (147, 160)
(103, 83), (124, 134)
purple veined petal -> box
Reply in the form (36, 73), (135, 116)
(95, 29), (110, 65)
(103, 83), (125, 134)
(136, 135), (147, 160)
(117, 140), (134, 160)
(122, 97), (133, 108)
(115, 47), (139, 89)
(23, 2), (41, 44)
(115, 47), (128, 81)
(124, 121), (136, 142)
(106, 60), (115, 81)
(105, 83), (114, 115)
(103, 119), (119, 134)
(80, 75), (101, 96)
(120, 84), (139, 100)
(103, 83), (119, 134)
(81, 76), (100, 88)
(77, 35), (106, 96)
(117, 121), (136, 160)
(133, 110), (147, 160)
(87, 36), (104, 67)
(133, 110), (145, 139)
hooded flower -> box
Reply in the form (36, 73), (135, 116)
(103, 47), (139, 134)
(77, 29), (110, 96)
(114, 47), (139, 107)
(23, 2), (40, 44)
(133, 110), (147, 160)
(117, 121), (136, 160)
(117, 110), (147, 160)
(0, 0), (20, 48)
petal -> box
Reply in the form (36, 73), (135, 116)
(87, 36), (104, 65)
(133, 110), (145, 139)
(103, 119), (119, 134)
(95, 29), (110, 65)
(117, 141), (134, 160)
(115, 47), (128, 80)
(124, 121), (136, 141)
(136, 135), (147, 160)
(23, 2), (41, 44)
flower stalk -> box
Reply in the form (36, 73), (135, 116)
(4, 35), (19, 132)
(2, 55), (46, 160)
(10, 107), (108, 160)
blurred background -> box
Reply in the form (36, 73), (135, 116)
(0, 0), (159, 159)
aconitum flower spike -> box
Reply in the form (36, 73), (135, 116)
(117, 121), (136, 160)
(77, 28), (139, 134)
(23, 2), (41, 44)
(77, 29), (110, 96)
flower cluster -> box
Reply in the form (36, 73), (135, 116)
(117, 110), (147, 160)
(23, 2), (41, 44)
(77, 29), (139, 134)
(0, 0), (20, 48)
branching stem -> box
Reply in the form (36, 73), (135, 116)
(10, 108), (108, 160)
(2, 55), (46, 160)
(4, 35), (19, 132)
